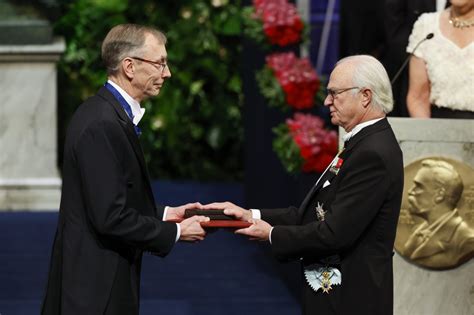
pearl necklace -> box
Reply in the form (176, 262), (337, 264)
(449, 10), (474, 29)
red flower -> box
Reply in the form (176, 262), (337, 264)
(286, 113), (338, 173)
(266, 52), (320, 109)
(253, 0), (304, 47)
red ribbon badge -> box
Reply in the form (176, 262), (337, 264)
(329, 157), (344, 175)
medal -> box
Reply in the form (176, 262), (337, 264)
(315, 202), (326, 221)
(315, 268), (336, 294)
(321, 271), (333, 293)
(304, 264), (342, 294)
(329, 157), (344, 175)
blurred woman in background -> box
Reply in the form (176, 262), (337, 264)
(407, 0), (474, 118)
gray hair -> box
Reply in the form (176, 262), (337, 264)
(101, 24), (167, 75)
(421, 159), (464, 208)
(336, 55), (393, 114)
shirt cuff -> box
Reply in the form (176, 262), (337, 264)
(163, 206), (180, 243)
(175, 223), (181, 243)
(250, 209), (261, 220)
(163, 206), (170, 221)
(250, 209), (272, 243)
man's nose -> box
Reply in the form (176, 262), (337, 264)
(163, 65), (171, 78)
(323, 95), (332, 107)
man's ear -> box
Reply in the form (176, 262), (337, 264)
(434, 187), (446, 203)
(361, 88), (372, 108)
(122, 57), (134, 80)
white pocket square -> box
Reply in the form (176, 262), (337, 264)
(323, 180), (331, 188)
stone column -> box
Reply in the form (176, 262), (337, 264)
(0, 38), (65, 211)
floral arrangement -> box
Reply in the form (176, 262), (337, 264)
(242, 0), (336, 174)
(256, 52), (321, 110)
(273, 113), (338, 173)
(242, 0), (305, 47)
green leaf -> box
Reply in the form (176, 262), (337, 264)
(272, 124), (304, 174)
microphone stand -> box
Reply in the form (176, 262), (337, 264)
(390, 33), (434, 85)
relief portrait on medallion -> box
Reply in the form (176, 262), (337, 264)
(395, 158), (474, 270)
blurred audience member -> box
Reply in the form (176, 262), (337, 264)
(407, 0), (474, 118)
(383, 0), (445, 116)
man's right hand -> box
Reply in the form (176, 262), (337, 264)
(178, 216), (209, 242)
(202, 202), (252, 222)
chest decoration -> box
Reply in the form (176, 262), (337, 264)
(304, 264), (342, 294)
(315, 202), (326, 221)
(329, 157), (344, 175)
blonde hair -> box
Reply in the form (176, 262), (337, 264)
(101, 24), (167, 75)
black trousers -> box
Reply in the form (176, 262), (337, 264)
(302, 282), (342, 315)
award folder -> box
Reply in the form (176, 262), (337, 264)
(171, 209), (252, 228)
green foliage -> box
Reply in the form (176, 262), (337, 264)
(241, 6), (270, 50)
(55, 0), (243, 181)
(272, 124), (303, 174)
(255, 66), (287, 110)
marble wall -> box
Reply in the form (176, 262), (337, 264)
(0, 39), (65, 210)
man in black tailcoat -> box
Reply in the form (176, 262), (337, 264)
(206, 55), (404, 314)
(41, 24), (208, 315)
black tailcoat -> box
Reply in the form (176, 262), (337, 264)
(41, 87), (177, 315)
(261, 118), (404, 314)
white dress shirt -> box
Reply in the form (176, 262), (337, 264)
(342, 117), (384, 142)
(107, 80), (145, 125)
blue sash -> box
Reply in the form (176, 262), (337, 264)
(104, 82), (142, 136)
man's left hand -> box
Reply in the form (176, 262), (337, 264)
(235, 219), (272, 241)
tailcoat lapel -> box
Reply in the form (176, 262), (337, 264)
(342, 118), (390, 155)
(300, 170), (336, 211)
(299, 118), (391, 212)
(97, 87), (155, 202)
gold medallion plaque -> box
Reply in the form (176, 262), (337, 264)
(394, 157), (474, 270)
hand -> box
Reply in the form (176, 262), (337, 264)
(235, 219), (272, 241)
(165, 202), (203, 221)
(202, 202), (252, 222)
(179, 215), (209, 242)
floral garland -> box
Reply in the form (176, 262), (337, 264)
(256, 52), (321, 110)
(243, 0), (336, 174)
(242, 0), (305, 48)
(273, 113), (338, 173)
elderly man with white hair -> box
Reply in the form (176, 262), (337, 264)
(205, 55), (404, 315)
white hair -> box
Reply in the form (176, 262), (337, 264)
(336, 55), (394, 114)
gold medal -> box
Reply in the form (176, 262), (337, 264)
(321, 271), (333, 293)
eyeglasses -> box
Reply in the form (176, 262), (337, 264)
(326, 87), (360, 100)
(130, 56), (168, 72)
